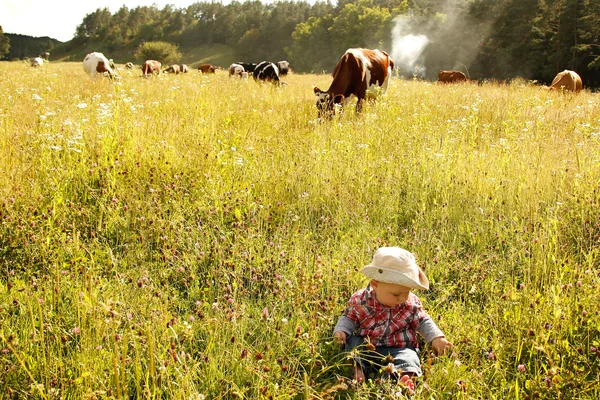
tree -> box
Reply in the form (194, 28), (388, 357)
(133, 41), (182, 64)
(0, 26), (10, 59)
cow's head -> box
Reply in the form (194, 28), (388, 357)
(314, 87), (344, 119)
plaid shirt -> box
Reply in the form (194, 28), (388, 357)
(339, 286), (434, 348)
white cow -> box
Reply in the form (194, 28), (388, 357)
(83, 52), (117, 78)
(31, 57), (44, 67)
(228, 63), (244, 78)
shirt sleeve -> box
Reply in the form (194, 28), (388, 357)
(411, 295), (445, 343)
(332, 290), (364, 336)
(333, 315), (357, 336)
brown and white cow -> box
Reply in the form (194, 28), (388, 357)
(164, 65), (181, 74)
(198, 64), (216, 74)
(31, 57), (44, 67)
(229, 63), (244, 78)
(314, 48), (394, 118)
(438, 70), (467, 83)
(142, 60), (161, 77)
(82, 52), (116, 78)
(548, 70), (582, 92)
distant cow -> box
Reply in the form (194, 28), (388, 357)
(236, 62), (257, 73)
(438, 70), (467, 83)
(142, 60), (161, 77)
(548, 70), (582, 92)
(83, 52), (116, 78)
(41, 52), (50, 61)
(254, 62), (281, 84)
(229, 63), (244, 78)
(277, 61), (290, 76)
(125, 62), (134, 69)
(180, 64), (189, 73)
(198, 64), (216, 74)
(31, 57), (44, 67)
(314, 48), (395, 118)
(164, 65), (181, 74)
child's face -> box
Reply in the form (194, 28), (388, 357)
(371, 281), (411, 307)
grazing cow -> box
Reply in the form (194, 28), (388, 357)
(31, 57), (44, 67)
(125, 62), (134, 69)
(142, 60), (161, 77)
(82, 52), (116, 78)
(236, 62), (257, 74)
(277, 60), (290, 76)
(254, 62), (281, 84)
(229, 63), (244, 78)
(180, 64), (189, 73)
(438, 70), (467, 83)
(198, 64), (216, 74)
(314, 48), (395, 117)
(164, 65), (181, 74)
(548, 70), (582, 92)
(252, 61), (272, 81)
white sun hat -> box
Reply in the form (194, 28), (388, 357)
(360, 247), (429, 290)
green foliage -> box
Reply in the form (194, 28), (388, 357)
(55, 0), (600, 88)
(0, 26), (9, 59)
(133, 41), (182, 64)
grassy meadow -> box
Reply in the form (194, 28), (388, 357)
(0, 61), (599, 399)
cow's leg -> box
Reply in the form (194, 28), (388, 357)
(356, 98), (364, 113)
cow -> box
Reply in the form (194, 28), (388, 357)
(254, 62), (281, 84)
(31, 57), (44, 67)
(198, 64), (216, 74)
(229, 63), (244, 78)
(236, 62), (257, 74)
(125, 62), (134, 69)
(82, 52), (116, 78)
(438, 70), (467, 83)
(277, 60), (290, 76)
(313, 48), (395, 118)
(142, 60), (161, 77)
(164, 65), (181, 74)
(180, 64), (189, 73)
(548, 70), (582, 92)
(41, 52), (50, 61)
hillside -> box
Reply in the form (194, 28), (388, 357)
(51, 39), (236, 69)
(3, 33), (62, 60)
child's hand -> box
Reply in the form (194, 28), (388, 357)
(333, 331), (347, 345)
(431, 337), (453, 355)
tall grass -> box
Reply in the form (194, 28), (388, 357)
(0, 62), (599, 399)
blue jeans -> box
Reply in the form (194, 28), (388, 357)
(346, 335), (422, 378)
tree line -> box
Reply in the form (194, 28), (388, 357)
(1, 0), (599, 87)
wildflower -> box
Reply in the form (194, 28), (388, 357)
(76, 103), (87, 109)
(262, 307), (269, 320)
(544, 322), (552, 330)
(72, 327), (81, 335)
(576, 281), (582, 287)
(517, 364), (526, 372)
(487, 352), (496, 361)
(1, 348), (9, 354)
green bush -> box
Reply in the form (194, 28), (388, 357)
(133, 41), (182, 64)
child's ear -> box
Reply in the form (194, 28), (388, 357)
(370, 280), (378, 289)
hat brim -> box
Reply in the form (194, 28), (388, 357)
(360, 265), (429, 290)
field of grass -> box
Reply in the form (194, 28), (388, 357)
(0, 61), (599, 399)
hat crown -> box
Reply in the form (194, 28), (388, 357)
(361, 247), (429, 290)
(372, 247), (419, 281)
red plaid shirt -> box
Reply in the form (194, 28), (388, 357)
(342, 286), (432, 348)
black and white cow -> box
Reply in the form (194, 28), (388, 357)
(253, 61), (281, 84)
(236, 62), (257, 74)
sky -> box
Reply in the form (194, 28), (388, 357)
(1, 0), (250, 43)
